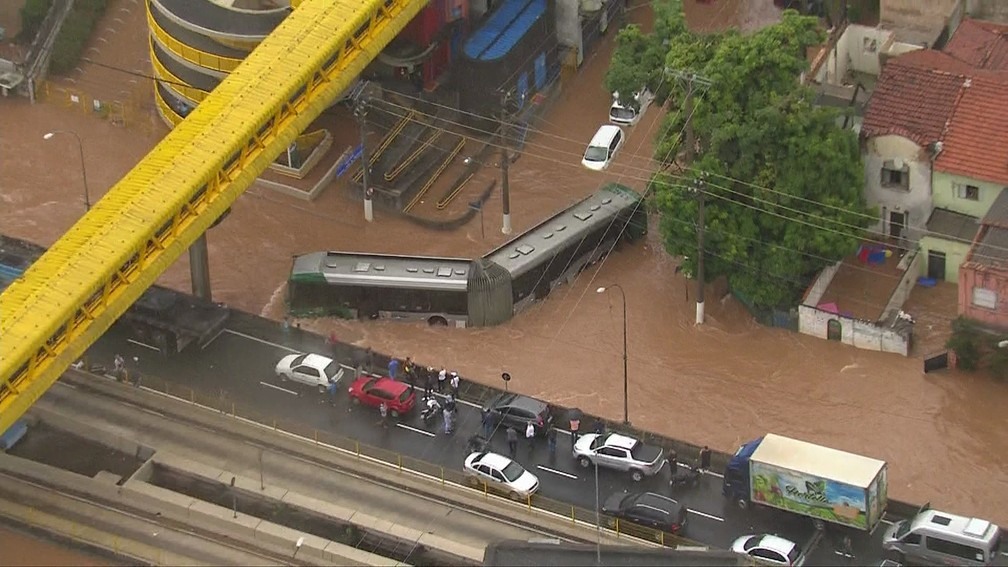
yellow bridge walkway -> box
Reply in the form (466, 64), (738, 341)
(0, 0), (427, 434)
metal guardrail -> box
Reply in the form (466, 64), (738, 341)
(122, 370), (701, 549)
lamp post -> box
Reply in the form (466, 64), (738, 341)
(43, 130), (91, 212)
(596, 284), (629, 425)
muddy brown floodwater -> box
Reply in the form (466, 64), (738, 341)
(0, 525), (114, 566)
(1, 0), (1007, 527)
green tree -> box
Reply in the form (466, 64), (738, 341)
(640, 7), (872, 309)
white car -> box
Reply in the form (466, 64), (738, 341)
(463, 451), (540, 500)
(731, 534), (805, 566)
(275, 353), (344, 393)
(581, 124), (625, 171)
(609, 89), (653, 126)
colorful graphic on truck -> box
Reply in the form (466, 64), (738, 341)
(750, 461), (869, 529)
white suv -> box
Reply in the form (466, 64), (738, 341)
(275, 353), (344, 393)
(573, 432), (665, 482)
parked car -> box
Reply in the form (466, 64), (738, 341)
(482, 392), (553, 437)
(275, 353), (344, 393)
(601, 491), (688, 533)
(572, 432), (665, 482)
(581, 124), (625, 171)
(731, 534), (806, 566)
(347, 376), (416, 417)
(463, 451), (540, 500)
(609, 89), (653, 127)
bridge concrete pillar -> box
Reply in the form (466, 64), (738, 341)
(189, 234), (212, 301)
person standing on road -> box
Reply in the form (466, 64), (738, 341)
(379, 402), (389, 428)
(113, 354), (127, 383)
(424, 367), (434, 399)
(525, 422), (535, 455)
(326, 379), (338, 406)
(388, 358), (399, 380)
(404, 357), (414, 383)
(506, 426), (518, 459)
(667, 450), (678, 476)
(547, 426), (557, 459)
(443, 406), (455, 435)
(699, 445), (711, 472)
(437, 368), (447, 393)
(481, 409), (494, 439)
(569, 415), (580, 447)
(449, 371), (460, 397)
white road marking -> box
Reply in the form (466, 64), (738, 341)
(536, 465), (578, 480)
(224, 329), (298, 353)
(880, 519), (895, 525)
(686, 508), (724, 522)
(802, 530), (824, 558)
(202, 328), (226, 349)
(140, 408), (164, 417)
(127, 339), (159, 351)
(259, 381), (298, 396)
(396, 423), (436, 437)
(701, 469), (723, 478)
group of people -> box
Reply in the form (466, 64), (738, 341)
(389, 357), (461, 398)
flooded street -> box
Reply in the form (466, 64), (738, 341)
(1, 0), (1007, 527)
(0, 525), (114, 566)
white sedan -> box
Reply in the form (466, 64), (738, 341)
(275, 353), (344, 393)
(731, 534), (805, 566)
(464, 451), (539, 500)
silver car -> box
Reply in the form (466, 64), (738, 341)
(572, 432), (665, 482)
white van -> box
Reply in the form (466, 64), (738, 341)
(581, 124), (625, 171)
(609, 89), (653, 126)
(882, 508), (1002, 566)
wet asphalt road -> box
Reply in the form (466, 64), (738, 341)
(82, 317), (895, 565)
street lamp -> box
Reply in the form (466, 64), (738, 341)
(596, 284), (629, 425)
(43, 130), (91, 212)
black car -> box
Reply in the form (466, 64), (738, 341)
(601, 491), (688, 534)
(483, 393), (553, 436)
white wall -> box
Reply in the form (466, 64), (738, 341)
(819, 26), (918, 86)
(802, 260), (842, 305)
(863, 135), (933, 241)
(880, 249), (922, 320)
(799, 305), (911, 356)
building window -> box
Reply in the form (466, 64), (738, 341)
(955, 183), (979, 201)
(972, 287), (997, 310)
(881, 160), (909, 191)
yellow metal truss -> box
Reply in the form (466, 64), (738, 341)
(0, 0), (427, 434)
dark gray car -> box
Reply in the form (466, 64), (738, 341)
(483, 393), (553, 437)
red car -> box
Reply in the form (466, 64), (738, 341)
(347, 376), (416, 417)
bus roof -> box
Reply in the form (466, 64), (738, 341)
(291, 251), (472, 291)
(483, 184), (642, 277)
(751, 434), (886, 488)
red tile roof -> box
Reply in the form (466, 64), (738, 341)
(861, 50), (969, 146)
(943, 18), (1008, 71)
(934, 74), (1008, 186)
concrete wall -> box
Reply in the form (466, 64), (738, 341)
(799, 304), (911, 355)
(801, 260), (841, 305)
(918, 234), (972, 282)
(958, 260), (1008, 327)
(881, 249), (923, 320)
(881, 0), (960, 35)
(863, 135), (933, 241)
(966, 0), (1008, 23)
(555, 0), (583, 63)
(932, 170), (1007, 218)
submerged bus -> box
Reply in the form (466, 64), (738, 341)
(286, 183), (647, 327)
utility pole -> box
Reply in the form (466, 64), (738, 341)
(693, 172), (708, 325)
(499, 91), (512, 235)
(354, 89), (373, 222)
(666, 69), (712, 325)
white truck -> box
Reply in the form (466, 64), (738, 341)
(722, 433), (889, 531)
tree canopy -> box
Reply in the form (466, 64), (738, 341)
(605, 4), (873, 309)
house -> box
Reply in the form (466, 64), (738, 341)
(924, 72), (1008, 282)
(959, 191), (1008, 328)
(859, 50), (971, 246)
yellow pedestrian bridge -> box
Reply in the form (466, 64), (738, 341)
(0, 0), (427, 434)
